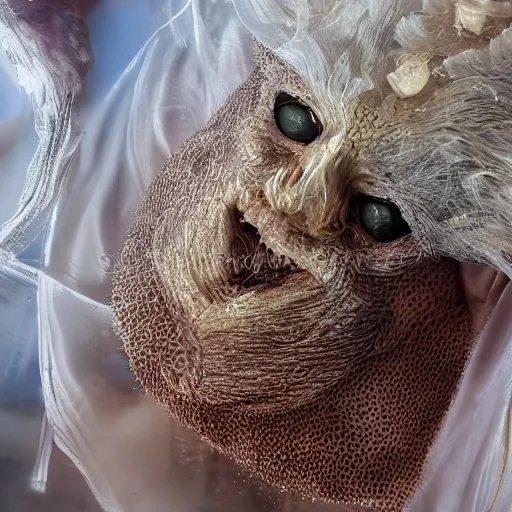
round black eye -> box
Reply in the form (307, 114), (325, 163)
(274, 92), (321, 143)
(358, 195), (411, 243)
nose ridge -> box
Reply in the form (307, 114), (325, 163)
(263, 142), (350, 237)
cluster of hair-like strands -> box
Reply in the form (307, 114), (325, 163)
(232, 0), (512, 279)
(235, 107), (349, 238)
(229, 50), (365, 240)
(230, 1), (418, 241)
(1, 0), (92, 100)
(376, 1), (512, 278)
(233, 0), (423, 101)
(0, 0), (94, 251)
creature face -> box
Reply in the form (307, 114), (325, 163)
(112, 4), (511, 509)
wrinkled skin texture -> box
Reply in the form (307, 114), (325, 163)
(111, 46), (479, 510)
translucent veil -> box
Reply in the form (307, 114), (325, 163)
(0, 1), (511, 511)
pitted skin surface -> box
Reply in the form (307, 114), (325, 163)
(112, 46), (475, 511)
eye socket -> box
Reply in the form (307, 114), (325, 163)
(274, 92), (321, 144)
(358, 194), (411, 243)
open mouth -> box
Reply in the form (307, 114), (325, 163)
(228, 208), (302, 291)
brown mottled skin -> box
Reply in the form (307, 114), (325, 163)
(111, 45), (478, 510)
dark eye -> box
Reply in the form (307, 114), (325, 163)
(274, 92), (321, 143)
(358, 195), (411, 243)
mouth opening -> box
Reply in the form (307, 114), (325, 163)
(228, 208), (302, 291)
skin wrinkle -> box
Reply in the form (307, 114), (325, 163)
(112, 7), (512, 512)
